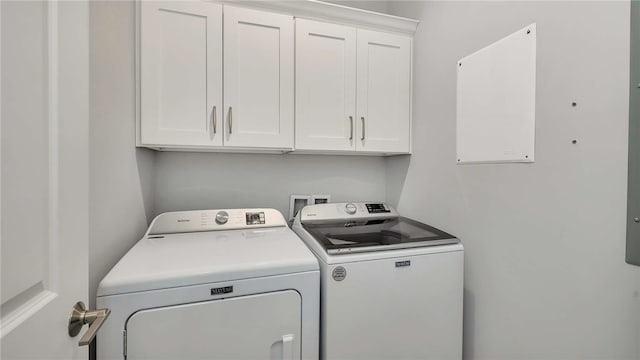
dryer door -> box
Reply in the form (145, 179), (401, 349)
(125, 290), (301, 360)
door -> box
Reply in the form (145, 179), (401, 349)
(126, 290), (302, 359)
(139, 1), (223, 147)
(356, 29), (411, 153)
(223, 6), (294, 149)
(1, 1), (90, 359)
(295, 19), (356, 152)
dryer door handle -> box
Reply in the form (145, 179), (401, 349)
(282, 334), (295, 360)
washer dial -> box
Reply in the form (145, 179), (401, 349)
(345, 203), (357, 215)
(215, 211), (229, 225)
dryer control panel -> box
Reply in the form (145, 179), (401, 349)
(146, 208), (287, 235)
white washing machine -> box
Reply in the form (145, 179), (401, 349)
(292, 202), (464, 360)
(97, 208), (319, 360)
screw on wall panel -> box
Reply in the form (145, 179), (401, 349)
(459, 63), (462, 67)
(525, 155), (529, 159)
(457, 159), (461, 162)
(526, 29), (531, 34)
(572, 140), (577, 144)
(634, 217), (640, 223)
(571, 102), (577, 107)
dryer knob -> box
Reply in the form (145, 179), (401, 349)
(345, 203), (357, 215)
(215, 211), (229, 225)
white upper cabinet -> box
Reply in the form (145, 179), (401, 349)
(224, 6), (294, 149)
(356, 30), (412, 154)
(295, 19), (357, 151)
(139, 3), (293, 150)
(137, 1), (417, 154)
(140, 1), (223, 147)
(295, 22), (412, 154)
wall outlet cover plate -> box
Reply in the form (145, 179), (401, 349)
(289, 195), (311, 220)
(311, 195), (331, 204)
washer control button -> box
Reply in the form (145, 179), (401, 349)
(345, 203), (357, 215)
(215, 211), (229, 225)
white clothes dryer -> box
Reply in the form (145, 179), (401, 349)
(292, 202), (463, 360)
(96, 208), (319, 360)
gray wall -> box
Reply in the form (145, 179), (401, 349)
(386, 1), (640, 359)
(155, 152), (386, 218)
(89, 1), (155, 308)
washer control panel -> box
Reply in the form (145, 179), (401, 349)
(300, 202), (398, 223)
(146, 208), (287, 235)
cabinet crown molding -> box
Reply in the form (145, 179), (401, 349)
(216, 0), (419, 35)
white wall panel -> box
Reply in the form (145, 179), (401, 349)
(456, 24), (536, 164)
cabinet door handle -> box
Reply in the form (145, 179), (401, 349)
(212, 106), (217, 136)
(349, 116), (353, 140)
(228, 106), (233, 134)
(361, 116), (365, 141)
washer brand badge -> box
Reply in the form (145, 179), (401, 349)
(211, 286), (233, 295)
(395, 260), (411, 268)
(332, 266), (347, 281)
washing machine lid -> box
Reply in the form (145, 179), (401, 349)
(97, 209), (319, 297)
(299, 203), (459, 254)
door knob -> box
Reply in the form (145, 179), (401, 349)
(68, 301), (111, 346)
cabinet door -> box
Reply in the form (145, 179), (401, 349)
(140, 1), (222, 147)
(295, 19), (356, 151)
(356, 30), (411, 153)
(224, 6), (294, 149)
